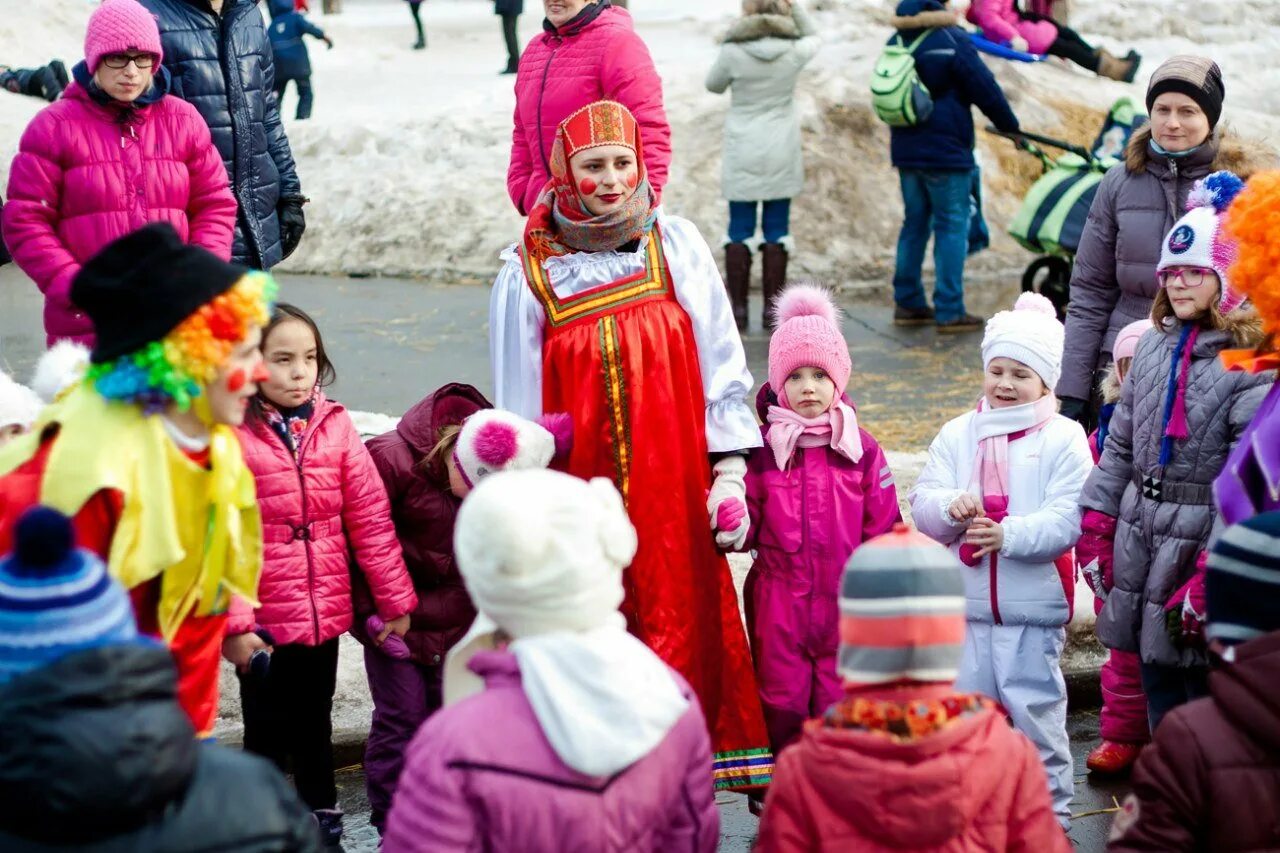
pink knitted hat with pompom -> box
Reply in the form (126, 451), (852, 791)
(768, 284), (852, 407)
(84, 0), (163, 74)
(981, 292), (1065, 390)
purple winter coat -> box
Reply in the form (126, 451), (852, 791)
(382, 650), (720, 853)
(1216, 381), (1280, 525)
(354, 384), (492, 667)
(742, 386), (902, 752)
(1057, 127), (1270, 402)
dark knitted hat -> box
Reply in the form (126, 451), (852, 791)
(1206, 512), (1280, 646)
(1146, 55), (1226, 129)
(70, 224), (248, 364)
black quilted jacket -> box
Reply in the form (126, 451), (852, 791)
(139, 0), (302, 269)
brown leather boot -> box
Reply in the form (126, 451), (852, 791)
(1096, 48), (1139, 83)
(724, 242), (751, 331)
(761, 243), (788, 331)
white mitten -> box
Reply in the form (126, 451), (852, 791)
(708, 455), (749, 550)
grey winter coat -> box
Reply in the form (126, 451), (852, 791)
(1082, 321), (1272, 667)
(1057, 127), (1270, 402)
(705, 6), (819, 203)
(139, 0), (303, 270)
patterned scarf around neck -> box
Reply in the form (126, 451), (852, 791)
(259, 394), (316, 459)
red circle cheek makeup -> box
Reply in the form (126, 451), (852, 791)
(225, 368), (247, 392)
(578, 178), (598, 196)
(626, 172), (639, 188)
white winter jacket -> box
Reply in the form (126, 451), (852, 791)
(910, 411), (1093, 627)
(705, 6), (820, 203)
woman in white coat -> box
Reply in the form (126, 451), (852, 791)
(706, 0), (819, 331)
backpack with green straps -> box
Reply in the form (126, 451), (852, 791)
(871, 30), (936, 128)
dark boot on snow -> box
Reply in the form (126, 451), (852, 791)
(724, 242), (751, 331)
(761, 242), (788, 331)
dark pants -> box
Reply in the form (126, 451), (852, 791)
(363, 647), (443, 832)
(275, 76), (314, 120)
(728, 199), (791, 244)
(240, 638), (340, 811)
(1045, 24), (1100, 72)
(893, 169), (971, 322)
(409, 1), (425, 46)
(1140, 660), (1210, 734)
(501, 14), (520, 71)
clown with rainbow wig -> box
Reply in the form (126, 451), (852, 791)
(489, 100), (772, 790)
(0, 223), (276, 737)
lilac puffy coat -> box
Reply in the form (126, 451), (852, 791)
(229, 395), (417, 647)
(3, 71), (236, 346)
(383, 650), (719, 853)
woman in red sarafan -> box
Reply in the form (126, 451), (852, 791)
(489, 100), (772, 790)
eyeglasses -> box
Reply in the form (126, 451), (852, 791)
(101, 53), (156, 70)
(1157, 267), (1217, 289)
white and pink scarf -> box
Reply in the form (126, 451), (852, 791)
(766, 401), (864, 471)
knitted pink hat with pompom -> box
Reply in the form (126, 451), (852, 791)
(768, 284), (852, 407)
(84, 0), (163, 74)
(981, 292), (1066, 390)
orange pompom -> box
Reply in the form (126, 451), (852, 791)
(1224, 170), (1280, 338)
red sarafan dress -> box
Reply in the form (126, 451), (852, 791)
(491, 101), (772, 790)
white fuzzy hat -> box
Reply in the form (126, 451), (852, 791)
(981, 292), (1066, 390)
(29, 341), (90, 403)
(453, 409), (569, 488)
(0, 370), (42, 432)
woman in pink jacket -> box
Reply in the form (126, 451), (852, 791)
(713, 285), (901, 758)
(2, 0), (237, 348)
(966, 0), (1140, 81)
(226, 304), (417, 848)
(507, 0), (670, 215)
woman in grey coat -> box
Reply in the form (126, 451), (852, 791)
(1057, 56), (1270, 428)
(706, 0), (819, 331)
(1079, 178), (1271, 732)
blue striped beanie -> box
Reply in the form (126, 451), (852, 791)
(1206, 512), (1280, 646)
(0, 507), (138, 683)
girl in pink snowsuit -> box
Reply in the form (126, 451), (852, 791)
(714, 284), (901, 754)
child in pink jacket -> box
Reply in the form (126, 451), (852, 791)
(225, 303), (417, 847)
(966, 0), (1140, 81)
(2, 0), (237, 347)
(713, 284), (900, 756)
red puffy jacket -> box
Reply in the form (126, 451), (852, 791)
(507, 5), (670, 215)
(3, 74), (236, 346)
(230, 395), (416, 646)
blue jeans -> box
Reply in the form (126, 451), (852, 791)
(728, 199), (791, 244)
(892, 169), (971, 322)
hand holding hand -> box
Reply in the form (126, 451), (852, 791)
(708, 456), (749, 551)
(963, 517), (1004, 558)
(222, 631), (270, 672)
(377, 613), (412, 644)
(1010, 36), (1030, 54)
(948, 493), (985, 523)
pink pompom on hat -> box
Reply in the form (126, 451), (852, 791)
(453, 409), (572, 488)
(84, 0), (163, 74)
(767, 284), (852, 408)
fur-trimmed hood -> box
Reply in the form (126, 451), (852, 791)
(722, 13), (800, 43)
(1126, 125), (1278, 179)
(890, 9), (961, 31)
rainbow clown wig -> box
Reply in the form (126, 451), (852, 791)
(1224, 170), (1280, 344)
(67, 225), (278, 413)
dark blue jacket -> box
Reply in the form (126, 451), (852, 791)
(888, 0), (1018, 172)
(139, 0), (302, 269)
(268, 0), (326, 80)
(495, 0), (523, 15)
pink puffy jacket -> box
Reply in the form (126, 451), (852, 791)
(229, 395), (417, 647)
(3, 76), (237, 347)
(966, 0), (1058, 55)
(508, 5), (670, 215)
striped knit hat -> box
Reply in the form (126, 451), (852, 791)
(0, 507), (138, 683)
(1147, 55), (1225, 129)
(839, 523), (966, 686)
(1205, 512), (1280, 646)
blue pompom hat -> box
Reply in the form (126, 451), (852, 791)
(0, 507), (138, 683)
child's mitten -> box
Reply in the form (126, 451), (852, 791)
(1077, 510), (1118, 596)
(367, 615), (412, 660)
(1165, 554), (1207, 649)
(708, 455), (749, 550)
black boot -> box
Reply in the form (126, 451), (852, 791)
(724, 242), (751, 331)
(761, 243), (788, 331)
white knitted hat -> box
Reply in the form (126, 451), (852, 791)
(0, 370), (41, 432)
(981, 292), (1065, 390)
(453, 409), (565, 488)
(1157, 171), (1247, 314)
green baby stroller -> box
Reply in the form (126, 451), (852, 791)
(988, 97), (1147, 320)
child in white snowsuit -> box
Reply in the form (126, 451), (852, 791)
(911, 292), (1093, 827)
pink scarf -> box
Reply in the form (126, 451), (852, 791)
(766, 401), (864, 471)
(958, 394), (1058, 567)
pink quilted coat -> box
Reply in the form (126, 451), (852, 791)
(507, 4), (671, 215)
(3, 75), (236, 347)
(966, 0), (1058, 55)
(229, 395), (417, 647)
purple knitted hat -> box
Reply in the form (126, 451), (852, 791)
(84, 0), (163, 74)
(767, 284), (852, 408)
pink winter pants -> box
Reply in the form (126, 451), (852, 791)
(1095, 595), (1150, 743)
